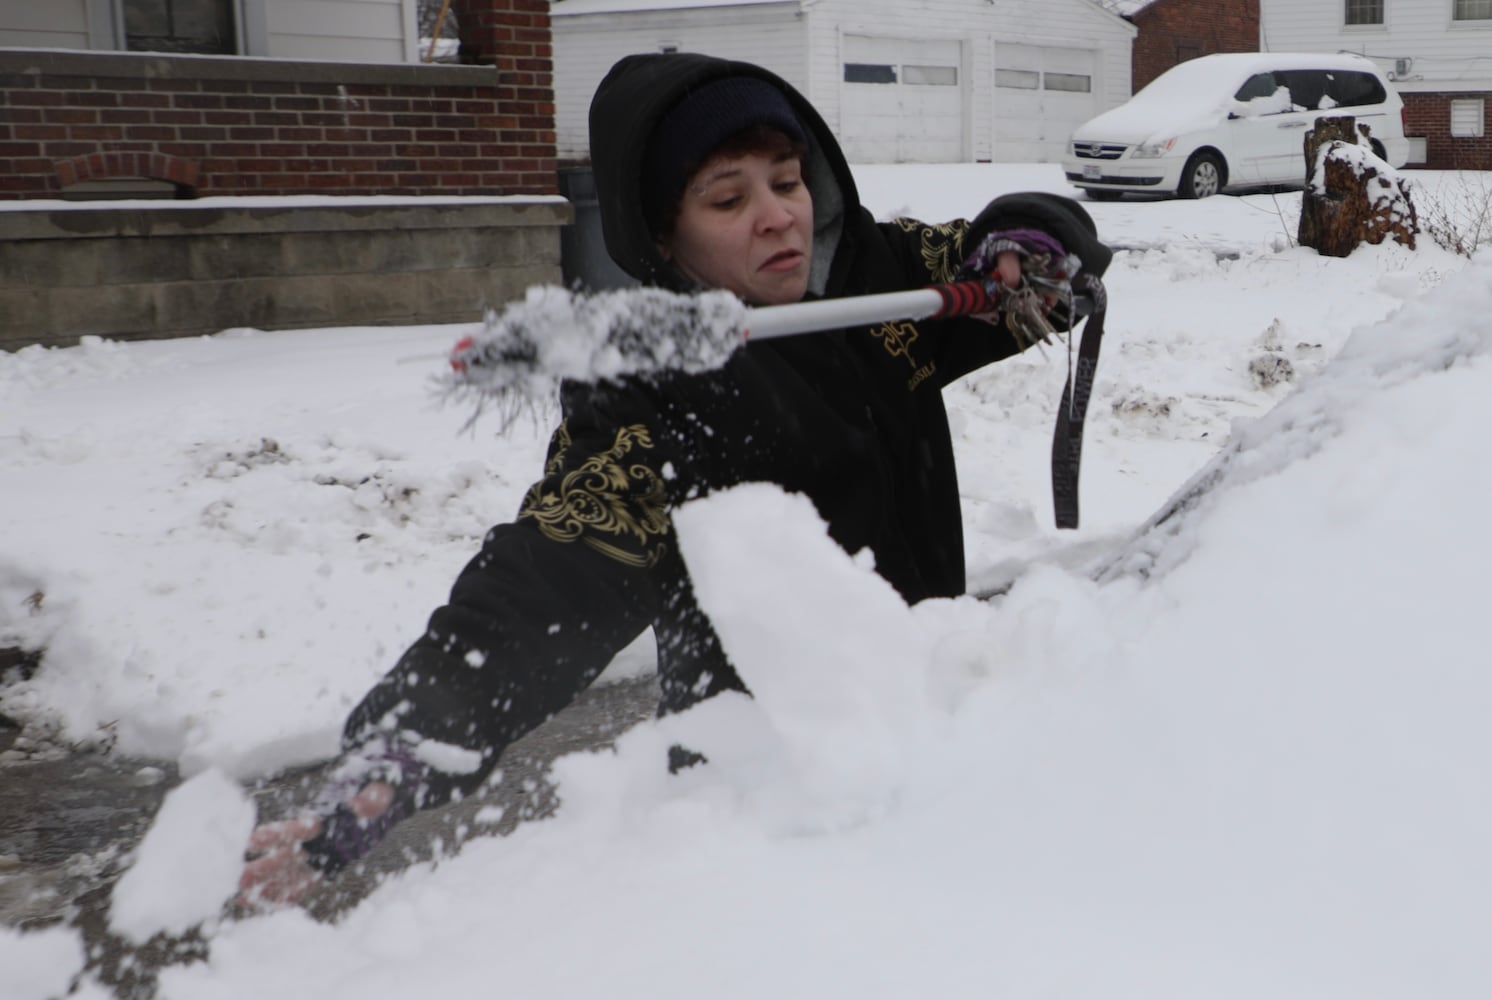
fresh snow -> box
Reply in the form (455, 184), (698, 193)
(3, 162), (1490, 997)
(106, 768), (257, 945)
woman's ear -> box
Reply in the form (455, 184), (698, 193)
(655, 238), (672, 262)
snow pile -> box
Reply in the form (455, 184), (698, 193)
(670, 484), (941, 830)
(0, 925), (86, 1000)
(1311, 134), (1417, 226)
(0, 322), (554, 777)
(109, 768), (257, 944)
(151, 253), (1492, 992)
(3, 163), (1489, 998)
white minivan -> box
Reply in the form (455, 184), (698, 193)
(1064, 52), (1410, 200)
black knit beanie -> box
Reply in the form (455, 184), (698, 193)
(641, 76), (808, 237)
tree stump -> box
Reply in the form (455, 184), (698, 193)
(1297, 115), (1419, 257)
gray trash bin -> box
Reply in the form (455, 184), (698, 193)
(558, 165), (637, 293)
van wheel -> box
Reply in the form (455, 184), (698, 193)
(1179, 152), (1223, 199)
(1369, 138), (1387, 161)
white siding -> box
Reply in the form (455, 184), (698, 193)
(839, 34), (967, 162)
(993, 41), (1101, 161)
(0, 0), (90, 49)
(265, 0), (416, 63)
(803, 0), (1132, 162)
(553, 4), (808, 159)
(1261, 0), (1492, 91)
(552, 0), (1134, 163)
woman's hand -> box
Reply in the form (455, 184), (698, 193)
(992, 249), (1024, 290)
(238, 782), (395, 907)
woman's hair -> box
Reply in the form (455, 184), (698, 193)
(640, 75), (810, 241)
(648, 124), (811, 240)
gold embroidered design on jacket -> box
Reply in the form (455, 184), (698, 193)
(894, 217), (971, 284)
(519, 422), (670, 568)
(870, 319), (939, 392)
(872, 320), (920, 369)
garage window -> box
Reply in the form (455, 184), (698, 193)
(1451, 99), (1485, 137)
(1453, 0), (1492, 19)
(844, 63), (897, 84)
(1044, 72), (1091, 93)
(904, 64), (957, 86)
(995, 68), (1040, 89)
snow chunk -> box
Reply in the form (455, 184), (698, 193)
(0, 924), (86, 1000)
(109, 768), (257, 944)
(412, 737), (484, 775)
(670, 483), (936, 830)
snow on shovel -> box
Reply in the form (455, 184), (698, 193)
(438, 277), (1086, 418)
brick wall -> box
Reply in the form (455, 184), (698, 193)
(1403, 92), (1492, 171)
(0, 0), (557, 200)
(1131, 0), (1259, 92)
(453, 0), (551, 76)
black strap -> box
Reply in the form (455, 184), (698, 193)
(1050, 273), (1108, 530)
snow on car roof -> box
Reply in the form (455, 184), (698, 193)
(1074, 52), (1389, 141)
(1145, 51), (1378, 81)
(1131, 52), (1385, 106)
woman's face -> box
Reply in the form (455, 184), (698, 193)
(660, 149), (813, 306)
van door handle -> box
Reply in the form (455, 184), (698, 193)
(1276, 120), (1309, 129)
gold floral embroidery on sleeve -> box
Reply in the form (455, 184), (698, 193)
(893, 217), (971, 283)
(518, 423), (670, 568)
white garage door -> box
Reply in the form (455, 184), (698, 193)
(993, 43), (1099, 163)
(840, 35), (965, 164)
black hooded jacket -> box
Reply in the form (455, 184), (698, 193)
(344, 53), (1111, 801)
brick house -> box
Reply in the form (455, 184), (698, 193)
(1259, 0), (1492, 170)
(0, 1), (569, 350)
(0, 0), (557, 199)
(1120, 0), (1261, 92)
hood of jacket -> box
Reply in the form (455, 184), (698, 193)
(588, 53), (856, 295)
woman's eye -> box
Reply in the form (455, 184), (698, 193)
(711, 196), (741, 210)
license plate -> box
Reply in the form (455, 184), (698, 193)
(1083, 164), (1101, 180)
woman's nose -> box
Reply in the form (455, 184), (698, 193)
(755, 193), (795, 233)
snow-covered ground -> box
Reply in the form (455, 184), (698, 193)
(3, 163), (1491, 998)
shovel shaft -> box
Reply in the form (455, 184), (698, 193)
(744, 280), (1002, 341)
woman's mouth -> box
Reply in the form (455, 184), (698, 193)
(760, 249), (804, 272)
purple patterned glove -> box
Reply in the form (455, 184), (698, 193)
(299, 743), (431, 876)
(962, 227), (1069, 277)
(961, 228), (1085, 347)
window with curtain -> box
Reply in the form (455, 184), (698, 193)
(1345, 0), (1384, 25)
(124, 0), (238, 54)
(1453, 0), (1492, 19)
